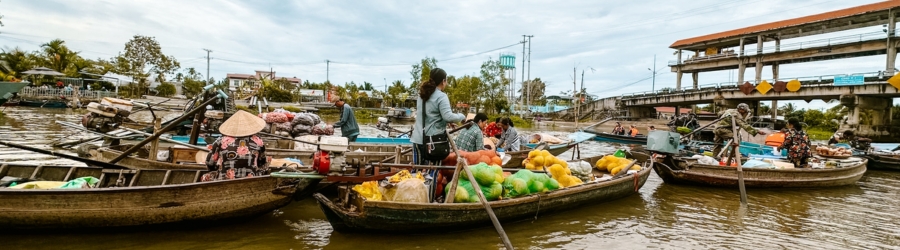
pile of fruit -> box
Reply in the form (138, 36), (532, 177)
(352, 181), (383, 201)
(816, 145), (852, 157)
(502, 169), (559, 198)
(595, 155), (641, 175)
(444, 163), (505, 203)
(443, 150), (502, 166)
(388, 170), (424, 183)
(522, 150), (567, 171)
(548, 164), (583, 188)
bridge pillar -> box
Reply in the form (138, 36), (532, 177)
(737, 58), (746, 84)
(691, 72), (698, 89)
(626, 106), (655, 119)
(841, 94), (893, 138)
(755, 34), (764, 83)
(887, 11), (897, 75)
(676, 70), (683, 90)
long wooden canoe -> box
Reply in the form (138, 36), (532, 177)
(653, 156), (867, 188)
(860, 152), (900, 171)
(314, 154), (652, 232)
(0, 163), (318, 230)
(86, 143), (414, 171)
(584, 129), (647, 144)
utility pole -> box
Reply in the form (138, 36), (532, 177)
(521, 35), (527, 109)
(203, 48), (212, 84)
(573, 67), (578, 128)
(526, 35), (533, 86)
(652, 54), (657, 92)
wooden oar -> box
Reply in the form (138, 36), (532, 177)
(446, 126), (514, 250)
(731, 116), (748, 205)
(0, 141), (130, 169)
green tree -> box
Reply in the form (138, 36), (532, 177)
(386, 80), (407, 107)
(778, 103), (796, 116)
(112, 35), (180, 96)
(180, 67), (205, 98)
(519, 78), (546, 105)
(409, 57), (438, 93)
(0, 47), (38, 80)
(345, 82), (361, 106)
(40, 39), (80, 75)
(803, 109), (825, 128)
(361, 81), (374, 91)
(479, 58), (509, 114)
(258, 78), (293, 102)
(445, 75), (483, 112)
(155, 82), (176, 97)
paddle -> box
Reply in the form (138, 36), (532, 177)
(730, 116), (748, 205)
(445, 125), (514, 250)
(0, 140), (130, 169)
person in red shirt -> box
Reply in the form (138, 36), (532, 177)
(483, 118), (502, 139)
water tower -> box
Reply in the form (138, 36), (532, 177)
(500, 53), (516, 109)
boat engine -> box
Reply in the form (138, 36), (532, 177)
(203, 109), (227, 133)
(82, 102), (131, 133)
(311, 136), (350, 175)
(375, 116), (391, 131)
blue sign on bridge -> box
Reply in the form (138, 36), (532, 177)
(833, 75), (865, 86)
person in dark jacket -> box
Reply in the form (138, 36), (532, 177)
(333, 99), (360, 142)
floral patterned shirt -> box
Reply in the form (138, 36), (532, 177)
(781, 128), (811, 161)
(484, 122), (502, 138)
(205, 135), (268, 171)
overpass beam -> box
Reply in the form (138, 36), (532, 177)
(840, 94), (893, 138)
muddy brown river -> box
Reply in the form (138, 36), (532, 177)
(1, 107), (898, 249)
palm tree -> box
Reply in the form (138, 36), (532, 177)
(778, 103), (796, 115)
(41, 39), (79, 74)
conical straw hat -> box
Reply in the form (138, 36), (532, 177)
(219, 110), (266, 137)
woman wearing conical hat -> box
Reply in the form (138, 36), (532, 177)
(203, 110), (270, 181)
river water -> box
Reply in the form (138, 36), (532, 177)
(1, 107), (899, 250)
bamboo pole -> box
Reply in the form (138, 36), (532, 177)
(148, 118), (162, 161)
(109, 96), (222, 164)
(731, 116), (748, 205)
(446, 129), (514, 249)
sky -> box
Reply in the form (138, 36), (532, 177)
(0, 0), (893, 110)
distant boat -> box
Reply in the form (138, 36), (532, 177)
(19, 99), (69, 108)
(0, 82), (29, 106)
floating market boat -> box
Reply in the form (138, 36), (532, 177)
(859, 152), (900, 171)
(0, 81), (29, 106)
(503, 132), (596, 168)
(0, 163), (320, 230)
(83, 143), (414, 171)
(314, 153), (652, 232)
(584, 129), (647, 144)
(19, 99), (69, 108)
(653, 156), (867, 188)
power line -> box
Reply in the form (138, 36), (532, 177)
(437, 42), (524, 62)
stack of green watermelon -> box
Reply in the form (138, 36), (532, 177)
(502, 169), (559, 198)
(444, 163), (505, 203)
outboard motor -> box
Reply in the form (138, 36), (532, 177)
(82, 99), (133, 133)
(203, 107), (227, 133)
(375, 116), (391, 131)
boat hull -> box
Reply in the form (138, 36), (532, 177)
(0, 164), (314, 230)
(0, 82), (28, 106)
(314, 166), (652, 232)
(584, 129), (647, 144)
(860, 153), (900, 171)
(653, 157), (867, 188)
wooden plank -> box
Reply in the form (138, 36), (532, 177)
(29, 165), (43, 179)
(148, 118), (161, 161)
(128, 170), (142, 187)
(193, 170), (202, 183)
(0, 164), (8, 177)
(97, 173), (107, 187)
(161, 170), (172, 185)
(63, 166), (76, 181)
(102, 169), (138, 174)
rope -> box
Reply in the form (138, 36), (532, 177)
(533, 194), (543, 222)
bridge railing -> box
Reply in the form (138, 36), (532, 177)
(673, 29), (900, 65)
(17, 87), (118, 100)
(620, 71), (886, 99)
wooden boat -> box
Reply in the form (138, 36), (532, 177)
(84, 143), (414, 171)
(503, 132), (595, 168)
(19, 99), (69, 108)
(584, 129), (647, 144)
(0, 163), (319, 230)
(314, 153), (652, 232)
(0, 81), (28, 106)
(653, 156), (867, 188)
(860, 152), (900, 171)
